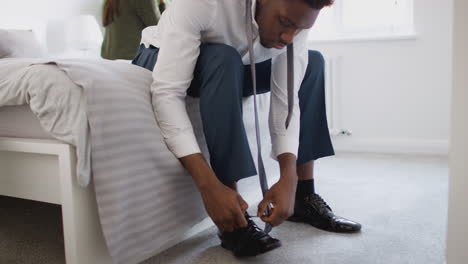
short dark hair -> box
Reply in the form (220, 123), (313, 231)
(303, 0), (334, 9)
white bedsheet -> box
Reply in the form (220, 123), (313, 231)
(0, 58), (91, 185)
(0, 105), (54, 139)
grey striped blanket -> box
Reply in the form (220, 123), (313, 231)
(49, 59), (210, 263)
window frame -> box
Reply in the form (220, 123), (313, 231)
(308, 0), (417, 43)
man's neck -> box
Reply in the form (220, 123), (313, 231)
(254, 0), (260, 24)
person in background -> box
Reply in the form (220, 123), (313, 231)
(158, 0), (167, 13)
(101, 0), (161, 60)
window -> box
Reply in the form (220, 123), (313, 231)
(308, 0), (415, 41)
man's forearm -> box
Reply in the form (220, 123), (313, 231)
(181, 152), (296, 192)
(277, 152), (298, 181)
(179, 153), (221, 191)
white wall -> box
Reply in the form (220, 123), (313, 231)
(0, 0), (103, 54)
(1, 0), (452, 155)
(310, 0), (452, 155)
(446, 0), (468, 262)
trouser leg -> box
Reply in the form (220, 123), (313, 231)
(296, 51), (335, 165)
(242, 50), (335, 165)
(131, 44), (159, 71)
(187, 44), (258, 185)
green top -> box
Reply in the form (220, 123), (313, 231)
(101, 0), (161, 60)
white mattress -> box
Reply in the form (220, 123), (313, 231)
(0, 105), (54, 139)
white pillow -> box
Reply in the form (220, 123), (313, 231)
(0, 29), (45, 58)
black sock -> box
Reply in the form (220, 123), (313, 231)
(296, 179), (315, 199)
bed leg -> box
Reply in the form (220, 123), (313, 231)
(58, 145), (113, 264)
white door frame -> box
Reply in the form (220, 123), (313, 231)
(446, 0), (468, 262)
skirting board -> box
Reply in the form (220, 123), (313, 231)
(332, 137), (449, 156)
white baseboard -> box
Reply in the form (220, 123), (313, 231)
(332, 137), (449, 156)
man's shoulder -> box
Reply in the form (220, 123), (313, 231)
(167, 0), (218, 21)
(173, 0), (240, 15)
(173, 0), (217, 8)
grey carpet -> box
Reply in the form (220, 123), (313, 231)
(0, 196), (64, 264)
(0, 153), (448, 264)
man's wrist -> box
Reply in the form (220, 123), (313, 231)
(280, 171), (298, 184)
(179, 153), (221, 192)
(277, 152), (298, 182)
(198, 178), (221, 192)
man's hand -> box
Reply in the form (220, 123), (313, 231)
(103, 0), (120, 26)
(257, 152), (298, 227)
(257, 175), (297, 226)
(200, 182), (249, 232)
(180, 153), (248, 232)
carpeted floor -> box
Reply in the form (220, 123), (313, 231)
(0, 153), (448, 264)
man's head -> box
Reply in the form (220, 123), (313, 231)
(255, 0), (333, 49)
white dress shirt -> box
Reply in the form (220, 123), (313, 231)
(141, 0), (310, 160)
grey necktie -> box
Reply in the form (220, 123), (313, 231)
(245, 0), (294, 234)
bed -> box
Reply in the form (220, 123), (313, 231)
(0, 20), (276, 264)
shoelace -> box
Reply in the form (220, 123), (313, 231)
(306, 193), (332, 212)
(245, 0), (294, 235)
(243, 215), (270, 240)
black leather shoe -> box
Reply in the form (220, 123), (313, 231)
(287, 193), (362, 233)
(218, 213), (281, 257)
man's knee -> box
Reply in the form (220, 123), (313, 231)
(308, 50), (325, 68)
(199, 43), (243, 68)
(193, 44), (244, 99)
(300, 50), (326, 94)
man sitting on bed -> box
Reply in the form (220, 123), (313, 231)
(132, 0), (361, 257)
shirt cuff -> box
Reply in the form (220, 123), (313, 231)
(164, 132), (202, 158)
(270, 134), (299, 161)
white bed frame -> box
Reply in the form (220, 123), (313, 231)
(0, 136), (113, 263)
(0, 137), (212, 263)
